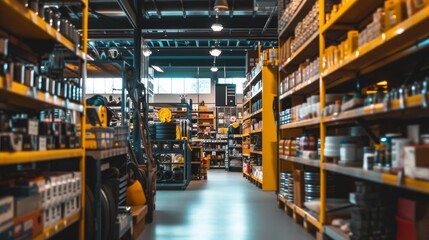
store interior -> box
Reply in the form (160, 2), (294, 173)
(1, 0), (429, 239)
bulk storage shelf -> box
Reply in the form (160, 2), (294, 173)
(279, 117), (320, 129)
(251, 108), (263, 117)
(250, 150), (263, 155)
(243, 68), (262, 90)
(322, 5), (429, 82)
(229, 155), (243, 158)
(242, 153), (250, 157)
(250, 129), (263, 134)
(323, 93), (429, 125)
(279, 74), (320, 100)
(323, 162), (429, 195)
(242, 133), (250, 137)
(85, 147), (127, 160)
(278, 194), (322, 231)
(0, 0), (85, 59)
(278, 0), (316, 37)
(280, 32), (319, 72)
(33, 212), (80, 240)
(324, 226), (351, 240)
(249, 88), (263, 102)
(322, 0), (385, 33)
(0, 149), (83, 164)
(279, 155), (320, 168)
(0, 77), (84, 112)
(232, 134), (242, 138)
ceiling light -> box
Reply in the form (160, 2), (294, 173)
(151, 65), (164, 72)
(214, 0), (229, 11)
(209, 48), (222, 57)
(143, 49), (152, 57)
(211, 23), (223, 32)
(211, 66), (219, 72)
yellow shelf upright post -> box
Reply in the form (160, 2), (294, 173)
(318, 0), (327, 228)
(80, 0), (88, 239)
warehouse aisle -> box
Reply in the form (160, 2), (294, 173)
(139, 171), (314, 240)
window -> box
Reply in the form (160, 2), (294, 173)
(218, 78), (245, 94)
(171, 78), (185, 94)
(153, 78), (211, 94)
(158, 78), (172, 93)
(85, 78), (122, 94)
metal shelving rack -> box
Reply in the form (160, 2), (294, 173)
(227, 134), (243, 172)
(0, 0), (88, 239)
(149, 102), (192, 190)
(277, 0), (429, 237)
(242, 63), (278, 191)
(202, 140), (228, 169)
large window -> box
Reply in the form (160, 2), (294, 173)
(153, 78), (211, 94)
(218, 78), (246, 94)
(86, 78), (122, 94)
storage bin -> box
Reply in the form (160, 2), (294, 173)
(85, 127), (114, 149)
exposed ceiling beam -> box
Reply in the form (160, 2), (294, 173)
(208, 0), (212, 18)
(196, 40), (199, 47)
(180, 0), (186, 18)
(252, 0), (257, 18)
(230, 0), (235, 18)
(175, 41), (178, 48)
(152, 0), (161, 19)
(86, 16), (276, 30)
(166, 40), (171, 47)
(263, 5), (276, 33)
(236, 40), (239, 47)
(116, 0), (137, 28)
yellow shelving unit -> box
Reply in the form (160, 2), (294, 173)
(0, 77), (84, 113)
(242, 63), (277, 191)
(0, 0), (88, 239)
(0, 0), (86, 59)
(0, 149), (83, 165)
(278, 0), (429, 237)
(33, 212), (80, 240)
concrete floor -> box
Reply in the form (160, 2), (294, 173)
(139, 170), (314, 240)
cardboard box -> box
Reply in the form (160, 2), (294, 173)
(132, 216), (146, 239)
(293, 169), (305, 207)
(385, 0), (407, 29)
(0, 196), (14, 226)
(13, 209), (43, 239)
(131, 205), (148, 224)
(404, 145), (429, 180)
(396, 215), (429, 240)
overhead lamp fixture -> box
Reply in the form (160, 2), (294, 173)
(151, 65), (164, 72)
(211, 23), (223, 32)
(209, 48), (222, 57)
(214, 0), (229, 11)
(210, 66), (219, 72)
(143, 49), (152, 57)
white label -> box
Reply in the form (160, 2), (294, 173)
(23, 219), (33, 231)
(28, 120), (38, 135)
(39, 136), (47, 151)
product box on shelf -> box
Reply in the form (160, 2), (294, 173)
(0, 221), (13, 240)
(0, 196), (14, 227)
(385, 0), (408, 30)
(293, 169), (305, 207)
(13, 208), (43, 239)
(406, 0), (428, 16)
(404, 145), (429, 180)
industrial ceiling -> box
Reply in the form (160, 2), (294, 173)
(67, 0), (279, 72)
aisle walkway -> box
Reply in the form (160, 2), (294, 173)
(139, 170), (314, 240)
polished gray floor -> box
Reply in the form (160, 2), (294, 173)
(139, 170), (314, 240)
